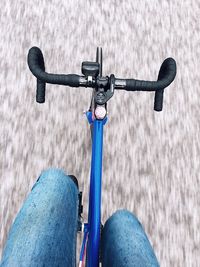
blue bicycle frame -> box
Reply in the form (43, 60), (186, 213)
(79, 111), (107, 267)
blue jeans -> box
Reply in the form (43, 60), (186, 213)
(0, 169), (159, 267)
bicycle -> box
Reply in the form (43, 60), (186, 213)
(27, 46), (176, 267)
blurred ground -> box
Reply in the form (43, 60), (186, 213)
(0, 0), (199, 266)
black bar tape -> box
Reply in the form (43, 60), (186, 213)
(124, 57), (176, 92)
(125, 79), (155, 91)
(36, 79), (46, 103)
(154, 89), (164, 111)
(28, 47), (80, 87)
(154, 58), (176, 111)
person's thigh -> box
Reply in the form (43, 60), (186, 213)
(101, 209), (160, 267)
(0, 168), (79, 267)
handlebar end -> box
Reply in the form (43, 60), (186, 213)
(36, 79), (46, 103)
(154, 89), (164, 111)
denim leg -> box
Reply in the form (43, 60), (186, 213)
(101, 209), (160, 267)
(0, 168), (79, 267)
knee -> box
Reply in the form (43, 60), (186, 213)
(101, 210), (159, 266)
(27, 168), (79, 221)
(101, 209), (147, 256)
(104, 209), (143, 233)
(31, 168), (79, 197)
(39, 168), (70, 183)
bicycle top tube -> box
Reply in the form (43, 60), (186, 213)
(27, 46), (176, 112)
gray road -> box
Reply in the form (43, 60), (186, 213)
(0, 0), (199, 266)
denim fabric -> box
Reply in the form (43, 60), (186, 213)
(1, 169), (159, 267)
(101, 210), (160, 267)
(0, 169), (79, 267)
